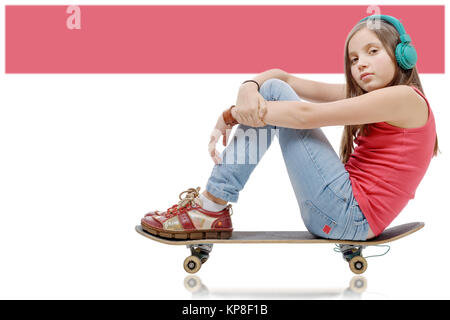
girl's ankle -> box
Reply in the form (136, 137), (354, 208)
(202, 190), (228, 205)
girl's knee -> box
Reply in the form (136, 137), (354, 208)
(259, 78), (290, 101)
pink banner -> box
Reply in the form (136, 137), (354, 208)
(5, 5), (445, 73)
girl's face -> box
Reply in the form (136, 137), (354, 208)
(348, 27), (397, 92)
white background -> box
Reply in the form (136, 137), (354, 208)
(0, 0), (448, 299)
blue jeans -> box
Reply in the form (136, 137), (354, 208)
(206, 79), (369, 241)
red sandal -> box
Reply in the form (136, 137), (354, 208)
(141, 187), (233, 240)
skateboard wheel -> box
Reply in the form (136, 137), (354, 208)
(349, 256), (367, 274)
(183, 255), (202, 274)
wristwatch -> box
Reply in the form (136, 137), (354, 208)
(222, 105), (239, 126)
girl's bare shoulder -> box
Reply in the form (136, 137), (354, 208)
(385, 86), (429, 129)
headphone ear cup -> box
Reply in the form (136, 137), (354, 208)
(395, 42), (418, 70)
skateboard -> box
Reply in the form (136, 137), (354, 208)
(135, 221), (424, 275)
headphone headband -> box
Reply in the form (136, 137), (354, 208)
(359, 15), (408, 40)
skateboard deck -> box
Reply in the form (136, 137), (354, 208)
(135, 222), (423, 245)
(136, 222), (424, 274)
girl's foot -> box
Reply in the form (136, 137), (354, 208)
(141, 187), (233, 240)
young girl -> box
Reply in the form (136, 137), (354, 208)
(141, 15), (439, 241)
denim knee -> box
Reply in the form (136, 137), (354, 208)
(259, 78), (290, 101)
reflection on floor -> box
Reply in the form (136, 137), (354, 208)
(183, 275), (387, 300)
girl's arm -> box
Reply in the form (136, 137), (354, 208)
(262, 85), (419, 129)
(248, 68), (289, 88)
(284, 71), (347, 103)
(251, 68), (346, 103)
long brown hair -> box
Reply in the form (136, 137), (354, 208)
(339, 20), (440, 164)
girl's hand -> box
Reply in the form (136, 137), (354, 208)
(208, 113), (233, 165)
(207, 86), (268, 165)
(232, 86), (268, 127)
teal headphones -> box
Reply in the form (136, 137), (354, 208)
(359, 14), (417, 70)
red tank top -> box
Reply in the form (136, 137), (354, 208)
(344, 86), (436, 236)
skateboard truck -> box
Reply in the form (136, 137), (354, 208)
(335, 244), (368, 274)
(184, 244), (214, 273)
(334, 244), (391, 274)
